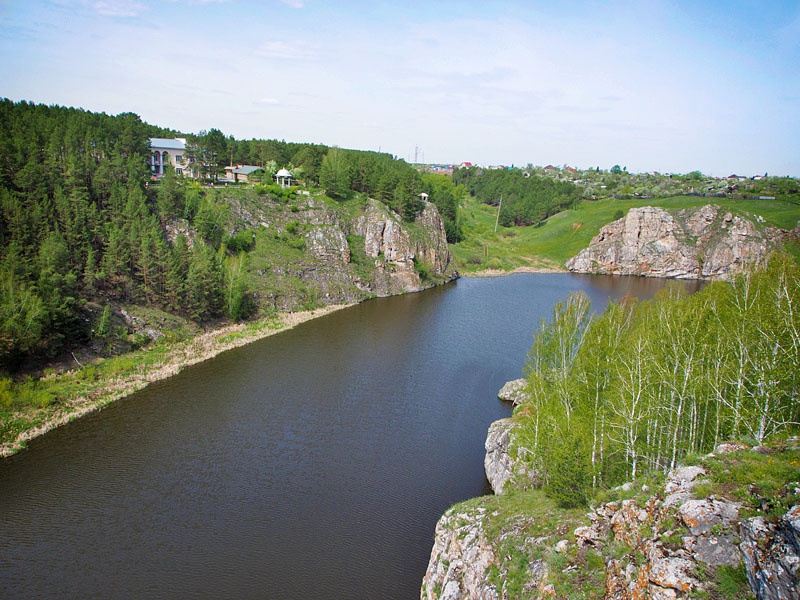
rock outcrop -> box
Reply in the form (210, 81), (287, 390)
(740, 505), (800, 600)
(242, 194), (455, 310)
(497, 378), (530, 406)
(566, 205), (785, 280)
(484, 419), (516, 495)
(484, 381), (538, 495)
(423, 434), (800, 599)
(574, 464), (746, 599)
(421, 507), (499, 600)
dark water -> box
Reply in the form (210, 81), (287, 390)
(0, 274), (695, 599)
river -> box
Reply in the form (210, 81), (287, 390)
(0, 274), (697, 599)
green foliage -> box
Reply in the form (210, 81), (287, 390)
(450, 193), (800, 273)
(413, 258), (432, 282)
(319, 147), (352, 200)
(454, 167), (581, 227)
(545, 432), (592, 507)
(225, 229), (256, 253)
(512, 255), (800, 504)
(699, 447), (800, 518)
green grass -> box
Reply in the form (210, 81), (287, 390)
(452, 195), (800, 273)
(450, 490), (590, 599)
(698, 446), (800, 518)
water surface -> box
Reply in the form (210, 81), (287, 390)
(0, 274), (693, 599)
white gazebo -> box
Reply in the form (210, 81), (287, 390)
(276, 168), (293, 188)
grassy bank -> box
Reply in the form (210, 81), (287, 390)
(452, 195), (800, 273)
(0, 304), (353, 457)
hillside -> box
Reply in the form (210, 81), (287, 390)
(423, 442), (800, 600)
(0, 100), (456, 454)
(450, 193), (800, 273)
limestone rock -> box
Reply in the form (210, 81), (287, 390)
(565, 205), (781, 280)
(413, 201), (452, 277)
(304, 226), (350, 262)
(497, 379), (530, 406)
(484, 418), (516, 495)
(695, 535), (740, 566)
(420, 508), (499, 600)
(678, 497), (740, 536)
(483, 418), (537, 495)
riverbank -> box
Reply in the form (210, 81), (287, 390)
(0, 303), (354, 458)
(463, 265), (565, 277)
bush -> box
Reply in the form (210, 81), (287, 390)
(545, 433), (592, 508)
(0, 378), (12, 408)
(486, 257), (503, 269)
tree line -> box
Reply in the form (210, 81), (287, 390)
(515, 255), (800, 507)
(453, 166), (582, 226)
(186, 135), (463, 241)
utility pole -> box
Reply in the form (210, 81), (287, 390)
(494, 196), (502, 233)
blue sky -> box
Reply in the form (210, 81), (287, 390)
(1, 0), (798, 176)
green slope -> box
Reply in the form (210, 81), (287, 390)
(451, 195), (800, 273)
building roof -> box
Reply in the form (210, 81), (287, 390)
(150, 138), (186, 150)
(276, 168), (292, 177)
(228, 165), (263, 175)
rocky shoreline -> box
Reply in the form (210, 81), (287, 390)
(421, 380), (800, 600)
(0, 304), (353, 458)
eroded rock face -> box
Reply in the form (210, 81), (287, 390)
(740, 505), (800, 600)
(304, 226), (350, 262)
(484, 419), (516, 495)
(566, 205), (781, 280)
(573, 465), (749, 599)
(352, 199), (453, 297)
(413, 202), (452, 276)
(426, 438), (800, 599)
(484, 381), (539, 494)
(420, 508), (499, 600)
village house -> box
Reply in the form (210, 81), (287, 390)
(224, 164), (263, 183)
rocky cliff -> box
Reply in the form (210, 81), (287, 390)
(566, 205), (789, 280)
(224, 192), (456, 311)
(422, 382), (800, 600)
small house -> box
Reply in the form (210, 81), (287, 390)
(225, 165), (263, 183)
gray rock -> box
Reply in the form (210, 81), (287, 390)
(420, 507), (499, 600)
(497, 379), (530, 405)
(695, 535), (741, 566)
(304, 226), (350, 262)
(740, 506), (800, 600)
(679, 498), (740, 536)
(484, 419), (516, 495)
(565, 205), (780, 280)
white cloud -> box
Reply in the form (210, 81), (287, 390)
(254, 40), (317, 60)
(82, 0), (147, 17)
(280, 0), (305, 8)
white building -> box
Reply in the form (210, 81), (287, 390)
(149, 138), (192, 178)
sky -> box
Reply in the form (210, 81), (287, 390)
(1, 0), (798, 177)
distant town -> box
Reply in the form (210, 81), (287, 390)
(417, 161), (789, 201)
